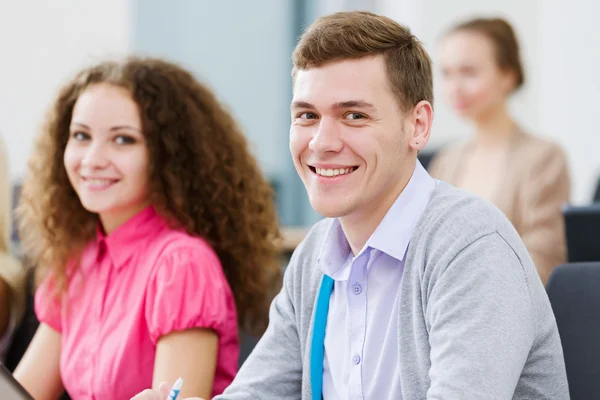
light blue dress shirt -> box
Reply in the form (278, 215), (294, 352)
(318, 161), (436, 400)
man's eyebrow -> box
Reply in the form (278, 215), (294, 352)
(291, 101), (316, 110)
(291, 100), (376, 110)
(332, 100), (375, 110)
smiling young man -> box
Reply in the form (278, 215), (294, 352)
(215, 10), (568, 400)
(143, 11), (569, 400)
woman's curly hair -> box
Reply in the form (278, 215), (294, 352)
(17, 57), (281, 334)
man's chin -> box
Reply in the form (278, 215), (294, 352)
(309, 199), (351, 219)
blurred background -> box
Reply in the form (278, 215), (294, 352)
(1, 0), (598, 227)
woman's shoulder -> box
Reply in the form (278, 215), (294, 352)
(427, 138), (470, 177)
(433, 140), (469, 159)
(516, 130), (568, 164)
(518, 129), (560, 147)
(148, 227), (221, 271)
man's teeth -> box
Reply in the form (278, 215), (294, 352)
(315, 167), (355, 177)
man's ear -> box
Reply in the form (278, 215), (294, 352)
(408, 100), (433, 151)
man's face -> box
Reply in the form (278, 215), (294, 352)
(290, 56), (418, 222)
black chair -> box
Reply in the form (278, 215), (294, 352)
(239, 331), (260, 367)
(546, 262), (600, 399)
(4, 270), (38, 372)
(417, 149), (437, 171)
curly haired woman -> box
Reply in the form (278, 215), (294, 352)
(12, 57), (281, 400)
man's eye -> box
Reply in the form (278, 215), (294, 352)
(299, 112), (318, 120)
(345, 113), (365, 120)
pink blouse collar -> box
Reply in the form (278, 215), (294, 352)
(95, 206), (166, 270)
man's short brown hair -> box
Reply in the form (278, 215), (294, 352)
(292, 11), (433, 112)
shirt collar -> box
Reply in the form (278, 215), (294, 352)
(367, 160), (436, 261)
(317, 160), (436, 277)
(316, 219), (352, 279)
(95, 205), (166, 270)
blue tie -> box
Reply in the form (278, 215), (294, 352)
(310, 275), (334, 400)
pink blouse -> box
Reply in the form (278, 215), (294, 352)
(35, 206), (239, 399)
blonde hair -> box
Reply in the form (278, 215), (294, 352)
(0, 135), (26, 328)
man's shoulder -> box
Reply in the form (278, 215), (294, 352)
(290, 184), (522, 264)
(427, 182), (508, 226)
(410, 183), (540, 306)
(416, 182), (526, 260)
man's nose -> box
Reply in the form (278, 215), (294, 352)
(308, 118), (344, 154)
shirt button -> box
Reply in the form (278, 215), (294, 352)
(352, 283), (362, 295)
(352, 354), (361, 365)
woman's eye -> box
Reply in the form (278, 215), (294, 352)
(71, 131), (90, 141)
(114, 135), (136, 145)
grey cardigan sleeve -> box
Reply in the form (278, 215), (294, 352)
(425, 232), (535, 400)
(215, 264), (303, 400)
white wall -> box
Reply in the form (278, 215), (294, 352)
(377, 0), (600, 204)
(538, 0), (600, 203)
(132, 0), (293, 179)
(0, 0), (132, 182)
(0, 0), (292, 184)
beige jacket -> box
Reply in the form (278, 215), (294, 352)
(428, 130), (570, 285)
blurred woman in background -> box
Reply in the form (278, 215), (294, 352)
(429, 17), (570, 285)
(0, 134), (26, 362)
(13, 57), (281, 399)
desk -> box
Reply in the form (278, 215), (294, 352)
(280, 226), (309, 253)
(277, 227), (310, 265)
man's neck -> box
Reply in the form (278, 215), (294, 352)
(339, 162), (416, 256)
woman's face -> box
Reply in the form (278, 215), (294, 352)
(438, 30), (515, 121)
(64, 83), (150, 233)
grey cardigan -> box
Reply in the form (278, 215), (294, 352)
(216, 183), (569, 399)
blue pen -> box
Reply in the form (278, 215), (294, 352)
(166, 377), (183, 400)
